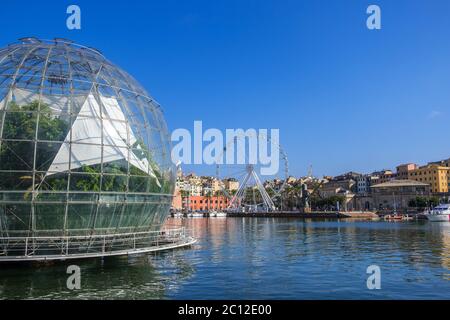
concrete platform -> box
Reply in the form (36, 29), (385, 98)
(226, 211), (348, 218)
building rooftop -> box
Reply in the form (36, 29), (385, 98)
(417, 164), (450, 170)
(371, 179), (429, 188)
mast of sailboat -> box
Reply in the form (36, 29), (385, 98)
(392, 191), (397, 215)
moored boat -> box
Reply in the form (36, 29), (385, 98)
(173, 212), (184, 218)
(211, 211), (227, 218)
(384, 214), (403, 221)
(425, 204), (450, 222)
(190, 212), (204, 218)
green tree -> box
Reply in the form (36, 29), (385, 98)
(408, 196), (440, 209)
(0, 100), (170, 194)
(311, 195), (345, 210)
(0, 101), (68, 191)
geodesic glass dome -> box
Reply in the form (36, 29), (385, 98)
(0, 38), (176, 259)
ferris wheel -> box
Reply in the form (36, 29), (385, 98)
(215, 132), (289, 212)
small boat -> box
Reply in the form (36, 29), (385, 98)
(190, 212), (204, 218)
(402, 214), (414, 221)
(425, 204), (450, 222)
(210, 211), (227, 218)
(384, 214), (403, 221)
(173, 212), (184, 218)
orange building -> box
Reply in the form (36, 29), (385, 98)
(183, 196), (230, 211)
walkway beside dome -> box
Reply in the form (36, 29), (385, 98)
(0, 227), (196, 262)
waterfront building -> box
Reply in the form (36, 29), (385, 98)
(224, 178), (239, 193)
(184, 195), (230, 211)
(372, 169), (396, 184)
(263, 178), (284, 192)
(353, 194), (373, 211)
(189, 183), (203, 196)
(200, 177), (223, 195)
(356, 174), (380, 195)
(321, 173), (358, 194)
(176, 175), (186, 191)
(408, 164), (450, 194)
(186, 173), (202, 185)
(429, 157), (450, 168)
(332, 172), (362, 182)
(370, 180), (430, 211)
(286, 176), (298, 185)
(319, 179), (356, 211)
(211, 178), (223, 194)
(396, 163), (418, 180)
(202, 184), (213, 196)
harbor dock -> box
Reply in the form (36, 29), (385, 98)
(226, 211), (378, 219)
(172, 211), (380, 219)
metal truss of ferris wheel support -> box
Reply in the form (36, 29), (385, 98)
(228, 165), (276, 212)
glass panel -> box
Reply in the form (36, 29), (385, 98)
(0, 191), (30, 201)
(41, 172), (69, 192)
(129, 175), (149, 193)
(35, 142), (62, 171)
(131, 148), (150, 172)
(37, 112), (70, 141)
(97, 84), (116, 98)
(118, 203), (145, 229)
(70, 141), (102, 174)
(0, 141), (34, 171)
(103, 122), (129, 147)
(70, 173), (101, 192)
(0, 171), (33, 191)
(136, 203), (157, 228)
(0, 204), (31, 232)
(35, 203), (65, 231)
(67, 203), (95, 233)
(35, 191), (66, 202)
(94, 203), (123, 231)
(102, 147), (128, 173)
(102, 158), (128, 175)
(68, 192), (98, 202)
(101, 174), (127, 192)
(2, 111), (37, 139)
(0, 110), (4, 135)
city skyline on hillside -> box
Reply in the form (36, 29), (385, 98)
(1, 0), (450, 177)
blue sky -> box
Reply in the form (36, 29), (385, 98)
(1, 0), (450, 177)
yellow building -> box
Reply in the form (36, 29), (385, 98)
(224, 179), (239, 193)
(408, 164), (450, 194)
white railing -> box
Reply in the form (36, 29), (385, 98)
(0, 227), (195, 261)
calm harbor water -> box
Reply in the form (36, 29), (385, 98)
(0, 218), (449, 300)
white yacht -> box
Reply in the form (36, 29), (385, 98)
(211, 211), (227, 218)
(426, 204), (450, 222)
(189, 212), (204, 218)
(173, 212), (184, 218)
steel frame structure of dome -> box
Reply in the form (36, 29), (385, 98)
(0, 38), (193, 261)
